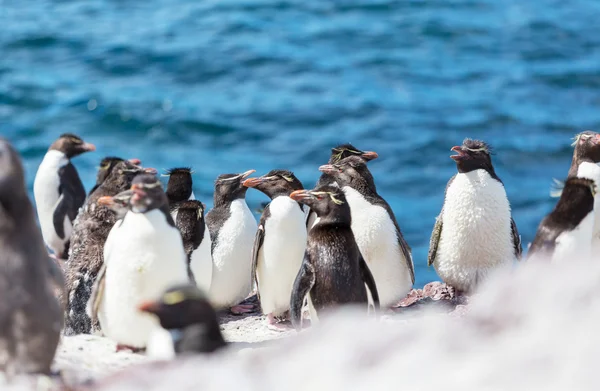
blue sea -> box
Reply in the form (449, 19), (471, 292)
(2, 0), (600, 287)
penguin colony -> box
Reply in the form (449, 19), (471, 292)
(0, 131), (596, 375)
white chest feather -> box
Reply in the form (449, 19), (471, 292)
(257, 197), (307, 316)
(190, 224), (213, 293)
(33, 150), (71, 254)
(208, 199), (257, 308)
(435, 170), (515, 292)
(552, 213), (595, 263)
(99, 209), (189, 348)
(577, 162), (600, 254)
(343, 186), (413, 308)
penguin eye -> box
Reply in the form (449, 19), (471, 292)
(163, 291), (185, 305)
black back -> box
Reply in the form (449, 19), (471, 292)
(174, 201), (206, 260)
(165, 168), (194, 205)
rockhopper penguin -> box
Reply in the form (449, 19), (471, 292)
(568, 131), (600, 178)
(319, 155), (415, 308)
(243, 170), (306, 330)
(289, 186), (379, 330)
(528, 177), (597, 263)
(34, 133), (96, 260)
(206, 170), (258, 314)
(89, 157), (141, 196)
(90, 174), (190, 351)
(428, 139), (522, 294)
(139, 284), (226, 358)
(64, 160), (155, 335)
(0, 138), (63, 375)
(173, 200), (213, 293)
(307, 144), (378, 229)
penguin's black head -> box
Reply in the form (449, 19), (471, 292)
(290, 185), (350, 224)
(104, 160), (155, 191)
(130, 173), (167, 213)
(138, 284), (225, 353)
(97, 189), (134, 218)
(450, 139), (496, 175)
(570, 131), (600, 177)
(213, 170), (255, 207)
(0, 138), (27, 215)
(164, 167), (194, 205)
(95, 157), (124, 185)
(50, 133), (96, 158)
(319, 155), (376, 191)
(174, 200), (206, 254)
(330, 144), (379, 164)
(243, 169), (304, 200)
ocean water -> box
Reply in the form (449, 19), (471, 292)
(2, 0), (600, 288)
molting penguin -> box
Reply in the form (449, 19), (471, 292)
(173, 200), (213, 292)
(206, 170), (257, 314)
(64, 160), (155, 335)
(319, 156), (414, 308)
(289, 186), (379, 330)
(428, 139), (522, 294)
(138, 284), (226, 358)
(89, 157), (141, 196)
(90, 174), (190, 351)
(34, 133), (96, 260)
(527, 177), (597, 263)
(164, 168), (195, 221)
(307, 144), (378, 229)
(0, 138), (63, 375)
(243, 170), (306, 330)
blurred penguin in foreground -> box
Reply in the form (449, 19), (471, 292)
(0, 138), (63, 376)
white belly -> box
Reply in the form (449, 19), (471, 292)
(98, 210), (189, 348)
(256, 197), (307, 316)
(190, 225), (213, 293)
(208, 199), (257, 308)
(33, 150), (72, 255)
(343, 186), (413, 308)
(577, 162), (600, 258)
(435, 171), (515, 292)
(552, 213), (594, 264)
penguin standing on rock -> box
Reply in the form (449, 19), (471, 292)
(527, 177), (597, 263)
(206, 170), (257, 314)
(139, 284), (226, 357)
(289, 186), (379, 330)
(243, 170), (306, 330)
(319, 156), (414, 308)
(34, 133), (96, 260)
(307, 144), (378, 229)
(0, 138), (63, 375)
(64, 160), (155, 335)
(428, 139), (522, 294)
(173, 200), (213, 292)
(90, 174), (190, 351)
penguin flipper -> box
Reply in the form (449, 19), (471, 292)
(359, 255), (380, 313)
(511, 217), (523, 260)
(58, 163), (86, 221)
(87, 262), (106, 324)
(251, 205), (270, 301)
(428, 213), (443, 267)
(290, 256), (315, 331)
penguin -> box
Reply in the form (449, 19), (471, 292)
(138, 284), (226, 357)
(551, 131), (600, 197)
(206, 170), (257, 314)
(172, 200), (213, 293)
(90, 174), (190, 351)
(0, 138), (63, 375)
(243, 170), (306, 330)
(89, 157), (141, 196)
(428, 139), (522, 294)
(527, 177), (596, 263)
(289, 186), (380, 330)
(307, 144), (378, 229)
(33, 133), (96, 260)
(64, 160), (155, 335)
(319, 155), (415, 308)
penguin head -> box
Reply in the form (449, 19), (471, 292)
(450, 139), (496, 175)
(243, 169), (304, 199)
(318, 155), (376, 190)
(329, 144), (378, 164)
(0, 139), (26, 213)
(138, 284), (223, 348)
(50, 133), (96, 158)
(572, 131), (600, 165)
(130, 173), (167, 213)
(105, 160), (156, 191)
(290, 185), (350, 222)
(97, 190), (134, 215)
(96, 157), (125, 186)
(213, 170), (255, 206)
(164, 167), (194, 204)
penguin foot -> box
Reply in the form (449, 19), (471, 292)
(266, 313), (292, 332)
(116, 344), (145, 353)
(230, 304), (255, 315)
